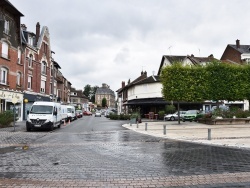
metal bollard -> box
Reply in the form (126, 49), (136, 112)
(145, 122), (148, 131)
(163, 125), (166, 135)
(208, 128), (211, 140)
(137, 121), (139, 128)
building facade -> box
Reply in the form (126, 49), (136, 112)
(0, 0), (24, 121)
(95, 83), (116, 108)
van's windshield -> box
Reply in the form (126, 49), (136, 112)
(30, 105), (53, 114)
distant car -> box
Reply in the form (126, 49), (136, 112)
(164, 111), (187, 121)
(95, 111), (101, 117)
(83, 111), (92, 116)
(182, 110), (200, 122)
(76, 110), (83, 118)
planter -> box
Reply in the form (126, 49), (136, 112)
(197, 118), (250, 125)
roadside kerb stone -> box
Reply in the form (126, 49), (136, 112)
(123, 121), (250, 149)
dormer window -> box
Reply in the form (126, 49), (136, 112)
(28, 36), (34, 46)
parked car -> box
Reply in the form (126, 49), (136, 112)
(95, 111), (101, 117)
(83, 111), (92, 116)
(182, 110), (201, 122)
(164, 111), (187, 121)
(76, 110), (83, 118)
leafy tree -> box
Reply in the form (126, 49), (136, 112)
(83, 84), (91, 99)
(90, 86), (99, 103)
(102, 98), (107, 107)
(160, 61), (250, 108)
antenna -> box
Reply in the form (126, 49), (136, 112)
(168, 46), (172, 55)
(198, 48), (200, 56)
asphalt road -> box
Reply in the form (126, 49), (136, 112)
(1, 116), (250, 187)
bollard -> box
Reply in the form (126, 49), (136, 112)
(130, 122), (132, 126)
(208, 128), (211, 140)
(163, 125), (166, 135)
(145, 122), (148, 131)
(137, 121), (139, 128)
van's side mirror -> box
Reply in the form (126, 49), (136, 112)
(53, 111), (57, 115)
(27, 110), (29, 115)
(72, 111), (74, 113)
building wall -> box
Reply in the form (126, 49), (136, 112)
(221, 46), (242, 63)
(128, 82), (162, 100)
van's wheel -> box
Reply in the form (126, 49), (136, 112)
(58, 121), (61, 128)
(49, 124), (54, 131)
(26, 126), (31, 132)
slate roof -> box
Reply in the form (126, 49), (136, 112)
(96, 86), (115, 97)
(116, 71), (147, 93)
(228, 44), (250, 54)
(134, 75), (160, 85)
(157, 55), (186, 75)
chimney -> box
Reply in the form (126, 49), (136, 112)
(122, 81), (125, 88)
(144, 71), (147, 77)
(21, 24), (27, 31)
(36, 22), (40, 44)
(236, 39), (240, 48)
(141, 71), (144, 75)
(208, 54), (214, 58)
(191, 54), (194, 57)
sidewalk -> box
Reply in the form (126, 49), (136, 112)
(123, 120), (250, 150)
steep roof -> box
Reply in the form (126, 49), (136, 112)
(157, 55), (186, 75)
(116, 71), (147, 93)
(134, 75), (160, 85)
(96, 85), (115, 97)
(228, 44), (250, 54)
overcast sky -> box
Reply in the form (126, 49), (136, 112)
(10, 0), (250, 93)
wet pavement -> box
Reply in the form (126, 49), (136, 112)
(0, 119), (250, 187)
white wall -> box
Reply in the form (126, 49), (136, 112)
(128, 82), (162, 100)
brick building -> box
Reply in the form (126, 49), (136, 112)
(0, 0), (24, 121)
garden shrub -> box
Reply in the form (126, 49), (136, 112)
(0, 110), (15, 128)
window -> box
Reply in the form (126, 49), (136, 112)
(4, 20), (10, 35)
(28, 36), (33, 46)
(41, 80), (45, 93)
(28, 76), (32, 89)
(28, 54), (33, 67)
(1, 41), (8, 59)
(41, 61), (46, 75)
(16, 72), (21, 86)
(43, 43), (48, 55)
(0, 68), (8, 85)
(17, 48), (21, 64)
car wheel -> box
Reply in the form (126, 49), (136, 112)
(170, 116), (175, 121)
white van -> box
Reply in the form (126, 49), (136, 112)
(26, 101), (62, 131)
(66, 105), (76, 122)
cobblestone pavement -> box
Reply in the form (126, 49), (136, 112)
(1, 121), (250, 187)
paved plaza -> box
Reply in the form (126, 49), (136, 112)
(0, 119), (250, 187)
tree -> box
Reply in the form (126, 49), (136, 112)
(83, 84), (91, 99)
(160, 61), (250, 104)
(102, 98), (107, 107)
(90, 86), (99, 103)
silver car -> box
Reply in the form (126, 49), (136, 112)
(95, 111), (101, 117)
(164, 111), (187, 121)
